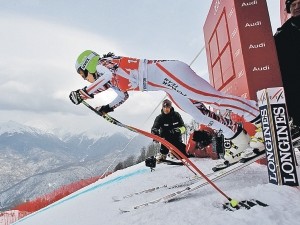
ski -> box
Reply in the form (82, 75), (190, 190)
(119, 153), (265, 212)
(113, 167), (224, 203)
(222, 199), (268, 211)
(82, 101), (267, 211)
(113, 174), (208, 202)
(211, 161), (238, 172)
(239, 150), (265, 163)
(112, 184), (168, 202)
(160, 158), (184, 165)
(212, 150), (266, 171)
(112, 151), (264, 202)
(162, 153), (265, 203)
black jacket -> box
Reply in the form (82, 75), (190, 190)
(274, 16), (300, 125)
(151, 107), (185, 143)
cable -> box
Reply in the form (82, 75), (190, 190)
(189, 45), (205, 66)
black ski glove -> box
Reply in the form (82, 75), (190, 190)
(151, 128), (160, 143)
(151, 128), (160, 135)
(69, 88), (94, 105)
(169, 127), (181, 135)
(96, 104), (114, 114)
(102, 52), (115, 58)
(69, 90), (83, 105)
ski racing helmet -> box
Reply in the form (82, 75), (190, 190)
(75, 50), (100, 74)
(286, 0), (296, 13)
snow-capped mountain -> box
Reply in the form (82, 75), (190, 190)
(0, 121), (46, 136)
(0, 121), (150, 210)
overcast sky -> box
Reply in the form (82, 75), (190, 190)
(0, 0), (281, 136)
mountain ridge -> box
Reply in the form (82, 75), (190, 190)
(0, 120), (150, 210)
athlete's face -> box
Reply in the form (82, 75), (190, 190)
(291, 0), (300, 17)
(78, 69), (95, 83)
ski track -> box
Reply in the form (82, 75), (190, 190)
(12, 151), (300, 225)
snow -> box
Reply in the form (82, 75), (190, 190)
(10, 151), (300, 225)
(0, 121), (44, 136)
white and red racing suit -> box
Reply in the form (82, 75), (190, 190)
(83, 55), (260, 138)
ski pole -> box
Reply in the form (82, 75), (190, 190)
(81, 101), (240, 208)
(82, 101), (197, 175)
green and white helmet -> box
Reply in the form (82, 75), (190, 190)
(75, 50), (100, 74)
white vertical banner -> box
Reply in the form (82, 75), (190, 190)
(257, 87), (298, 186)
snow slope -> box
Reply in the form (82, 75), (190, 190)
(12, 152), (300, 225)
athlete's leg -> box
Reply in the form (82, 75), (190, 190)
(164, 90), (237, 138)
(148, 60), (260, 122)
(165, 91), (251, 165)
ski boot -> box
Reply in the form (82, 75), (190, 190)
(168, 152), (176, 160)
(156, 153), (167, 164)
(213, 125), (250, 171)
(240, 123), (265, 160)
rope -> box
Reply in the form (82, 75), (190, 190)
(99, 136), (137, 178)
(189, 45), (205, 66)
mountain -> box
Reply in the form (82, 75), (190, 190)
(0, 121), (150, 210)
(7, 151), (300, 225)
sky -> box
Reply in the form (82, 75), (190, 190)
(7, 151), (300, 225)
(0, 0), (281, 136)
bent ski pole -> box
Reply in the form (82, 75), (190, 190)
(81, 101), (241, 208)
(81, 101), (196, 175)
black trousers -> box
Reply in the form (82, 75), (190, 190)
(286, 91), (300, 127)
(160, 140), (187, 157)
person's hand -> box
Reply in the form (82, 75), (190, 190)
(96, 104), (114, 114)
(102, 52), (115, 58)
(151, 128), (160, 143)
(69, 88), (94, 105)
(69, 90), (83, 105)
(169, 127), (181, 135)
(151, 128), (160, 136)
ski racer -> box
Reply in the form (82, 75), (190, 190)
(69, 50), (264, 169)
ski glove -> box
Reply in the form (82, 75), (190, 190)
(169, 127), (182, 135)
(96, 104), (114, 114)
(160, 129), (175, 137)
(151, 128), (160, 135)
(151, 128), (160, 143)
(69, 88), (94, 105)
